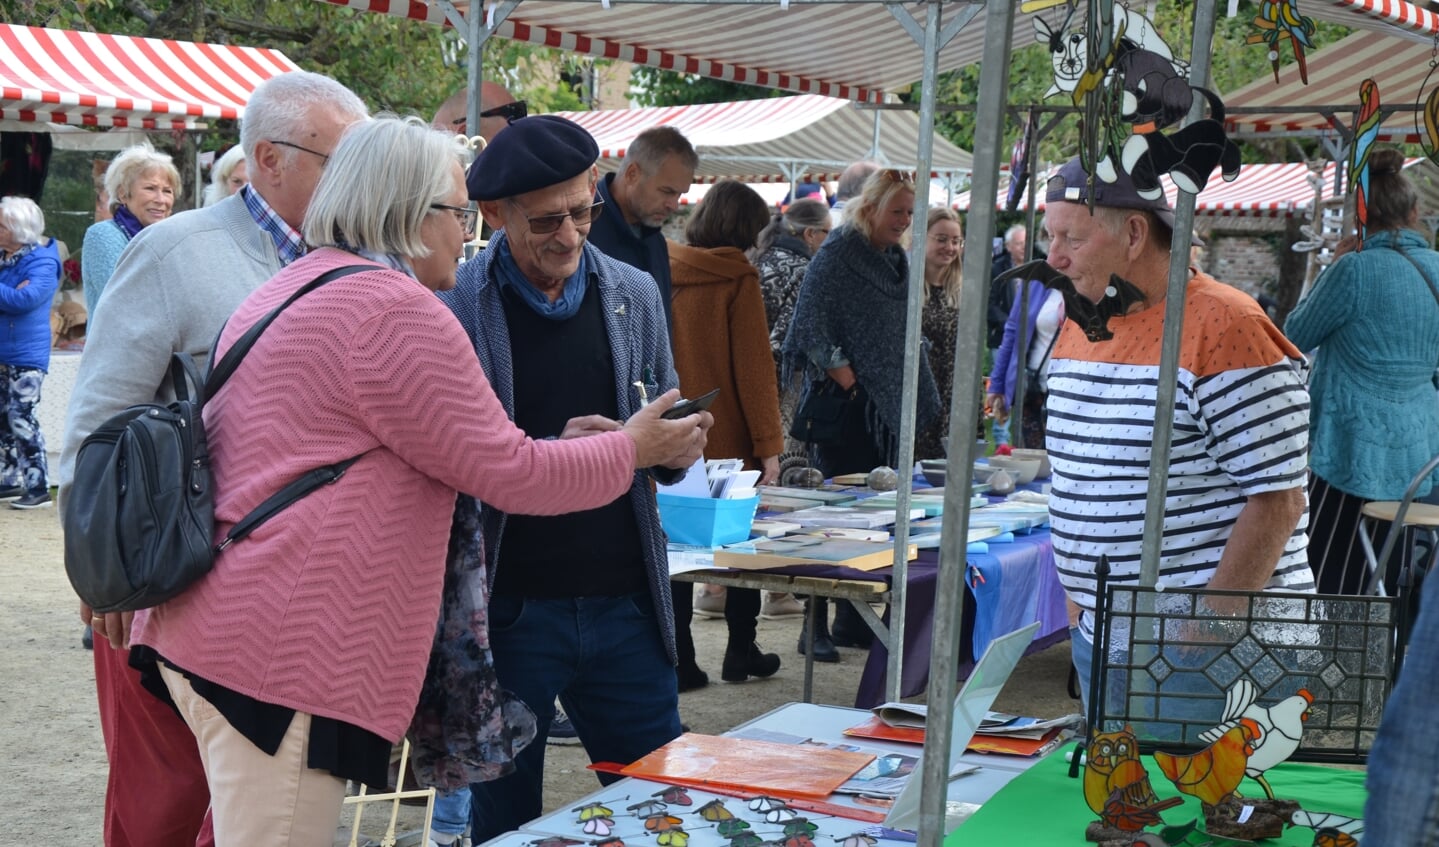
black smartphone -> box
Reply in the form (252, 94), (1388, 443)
(661, 387), (720, 420)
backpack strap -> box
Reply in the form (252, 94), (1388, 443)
(204, 264), (372, 399)
(168, 353), (207, 405)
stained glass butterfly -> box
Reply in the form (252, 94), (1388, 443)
(781, 820), (819, 837)
(628, 800), (668, 817)
(575, 803), (615, 822)
(656, 831), (691, 847)
(729, 833), (764, 847)
(530, 838), (583, 847)
(784, 836), (815, 847)
(837, 835), (878, 847)
(655, 786), (693, 806)
(644, 814), (685, 833)
(764, 808), (799, 824)
(717, 819), (752, 838)
(747, 797), (787, 813)
(696, 800), (734, 822)
(582, 817), (617, 837)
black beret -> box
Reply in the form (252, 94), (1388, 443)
(467, 114), (599, 201)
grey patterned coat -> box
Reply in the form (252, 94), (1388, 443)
(438, 233), (682, 663)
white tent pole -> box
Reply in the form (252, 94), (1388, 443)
(1138, 0), (1218, 587)
(914, 0), (1013, 841)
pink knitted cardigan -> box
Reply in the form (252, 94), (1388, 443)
(133, 248), (637, 741)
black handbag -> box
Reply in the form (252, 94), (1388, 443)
(788, 378), (854, 444)
(63, 265), (369, 613)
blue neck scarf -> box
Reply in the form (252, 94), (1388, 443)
(492, 232), (590, 321)
(112, 205), (145, 240)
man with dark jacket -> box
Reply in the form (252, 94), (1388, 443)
(588, 126), (698, 331)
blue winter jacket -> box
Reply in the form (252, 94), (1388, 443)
(0, 239), (61, 371)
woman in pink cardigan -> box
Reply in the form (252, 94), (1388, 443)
(130, 116), (709, 846)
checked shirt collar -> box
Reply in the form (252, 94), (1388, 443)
(241, 185), (307, 267)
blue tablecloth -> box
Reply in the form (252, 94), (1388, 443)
(852, 528), (1069, 708)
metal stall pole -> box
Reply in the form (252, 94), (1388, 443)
(1138, 0), (1218, 587)
(882, 0), (979, 711)
(468, 1), (520, 136)
(913, 0), (1014, 844)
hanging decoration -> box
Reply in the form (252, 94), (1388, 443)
(1006, 111), (1038, 212)
(1036, 2), (1239, 201)
(1247, 1), (1317, 83)
(1350, 78), (1382, 249)
(1417, 38), (1439, 166)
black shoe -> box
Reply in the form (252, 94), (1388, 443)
(82, 625), (93, 650)
(722, 642), (781, 682)
(677, 663), (710, 692)
(9, 490), (51, 509)
(0, 485), (24, 501)
(797, 632), (840, 663)
(547, 709), (581, 746)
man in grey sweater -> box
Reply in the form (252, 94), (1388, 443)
(58, 71), (367, 847)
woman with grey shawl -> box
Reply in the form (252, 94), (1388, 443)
(781, 169), (940, 658)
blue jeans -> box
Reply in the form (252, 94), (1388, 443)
(1366, 570), (1439, 845)
(1069, 625), (1092, 716)
(469, 593), (682, 843)
(432, 786), (471, 838)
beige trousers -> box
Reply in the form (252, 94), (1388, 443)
(160, 664), (348, 847)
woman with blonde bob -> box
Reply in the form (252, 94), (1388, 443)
(781, 169), (940, 658)
(202, 145), (247, 207)
(82, 143), (179, 317)
(129, 116), (707, 846)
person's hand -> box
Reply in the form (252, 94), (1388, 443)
(827, 364), (858, 392)
(90, 607), (135, 650)
(758, 455), (781, 486)
(986, 393), (1008, 424)
(621, 389), (709, 469)
(559, 415), (622, 439)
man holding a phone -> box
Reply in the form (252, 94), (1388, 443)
(440, 115), (712, 844)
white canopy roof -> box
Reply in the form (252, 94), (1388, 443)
(0, 23), (300, 129)
(557, 95), (972, 182)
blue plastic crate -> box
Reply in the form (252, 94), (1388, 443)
(656, 493), (759, 547)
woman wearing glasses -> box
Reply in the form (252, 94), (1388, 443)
(782, 169), (941, 657)
(127, 116), (705, 846)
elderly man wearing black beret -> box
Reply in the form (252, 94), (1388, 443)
(438, 115), (710, 843)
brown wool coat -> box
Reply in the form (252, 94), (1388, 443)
(667, 241), (785, 468)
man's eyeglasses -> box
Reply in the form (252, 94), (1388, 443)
(431, 203), (478, 233)
(269, 139), (330, 166)
(452, 100), (529, 128)
(510, 199), (604, 235)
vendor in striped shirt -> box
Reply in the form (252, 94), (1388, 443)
(1039, 157), (1314, 709)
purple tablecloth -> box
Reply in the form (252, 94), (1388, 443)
(852, 528), (1069, 708)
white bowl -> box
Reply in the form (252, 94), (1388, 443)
(1009, 448), (1050, 478)
(986, 455), (1041, 485)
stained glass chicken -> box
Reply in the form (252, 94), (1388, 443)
(1197, 680), (1314, 799)
(1154, 718), (1262, 807)
(1084, 728), (1184, 831)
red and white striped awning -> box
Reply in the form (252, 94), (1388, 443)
(1225, 29), (1438, 141)
(556, 95), (971, 183)
(316, 1), (1439, 103)
(0, 24), (301, 129)
(953, 162), (1349, 218)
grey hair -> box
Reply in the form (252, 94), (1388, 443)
(303, 115), (467, 259)
(103, 143), (180, 211)
(202, 145), (246, 207)
(239, 71), (369, 162)
(835, 160), (880, 202)
(1004, 223), (1026, 246)
(752, 197), (830, 257)
(623, 126), (698, 176)
(0, 196), (45, 244)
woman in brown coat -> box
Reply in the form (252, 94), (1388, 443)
(668, 180), (785, 684)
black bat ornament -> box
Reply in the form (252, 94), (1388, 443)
(993, 260), (1147, 342)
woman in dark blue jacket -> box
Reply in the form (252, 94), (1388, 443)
(0, 196), (60, 509)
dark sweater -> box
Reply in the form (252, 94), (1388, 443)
(590, 172), (674, 332)
(492, 282), (647, 598)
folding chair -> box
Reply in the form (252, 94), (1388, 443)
(1359, 452), (1439, 599)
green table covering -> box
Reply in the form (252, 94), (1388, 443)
(948, 748), (1366, 845)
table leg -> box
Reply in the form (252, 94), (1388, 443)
(803, 597), (816, 703)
